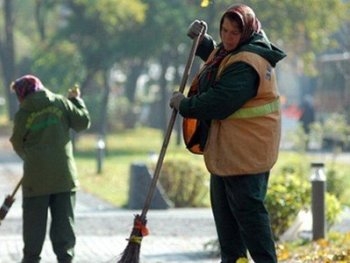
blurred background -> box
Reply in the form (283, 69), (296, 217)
(2, 3), (350, 256)
(0, 0), (349, 150)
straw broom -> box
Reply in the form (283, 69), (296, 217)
(117, 28), (205, 263)
(0, 177), (22, 225)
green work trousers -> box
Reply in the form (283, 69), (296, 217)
(210, 172), (277, 263)
(21, 192), (76, 263)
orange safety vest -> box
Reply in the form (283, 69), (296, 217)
(199, 51), (281, 175)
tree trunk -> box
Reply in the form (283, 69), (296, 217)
(100, 70), (110, 137)
(0, 0), (17, 120)
(125, 60), (144, 103)
(159, 51), (170, 138)
(173, 48), (182, 146)
(34, 0), (46, 41)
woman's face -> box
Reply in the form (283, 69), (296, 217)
(220, 17), (242, 51)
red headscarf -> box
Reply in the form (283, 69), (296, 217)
(220, 4), (261, 45)
(11, 75), (44, 101)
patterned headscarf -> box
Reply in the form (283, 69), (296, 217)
(11, 75), (44, 101)
(220, 4), (261, 45)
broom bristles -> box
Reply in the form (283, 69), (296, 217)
(117, 214), (148, 263)
(117, 241), (141, 263)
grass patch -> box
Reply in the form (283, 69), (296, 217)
(75, 127), (350, 209)
(74, 127), (205, 207)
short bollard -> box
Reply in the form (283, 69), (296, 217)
(96, 137), (105, 174)
(310, 162), (326, 240)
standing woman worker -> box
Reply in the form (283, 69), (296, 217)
(10, 75), (91, 263)
(170, 4), (286, 263)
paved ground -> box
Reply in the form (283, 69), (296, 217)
(1, 137), (350, 263)
(0, 138), (219, 263)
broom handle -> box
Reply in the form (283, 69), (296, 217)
(140, 29), (204, 219)
(10, 177), (23, 199)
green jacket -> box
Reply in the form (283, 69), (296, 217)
(10, 89), (91, 197)
(179, 32), (286, 150)
(180, 33), (286, 120)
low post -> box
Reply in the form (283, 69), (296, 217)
(96, 136), (105, 174)
(128, 163), (173, 209)
(310, 162), (326, 240)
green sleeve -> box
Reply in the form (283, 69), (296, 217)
(179, 62), (259, 120)
(9, 113), (27, 160)
(65, 97), (91, 132)
(196, 35), (216, 61)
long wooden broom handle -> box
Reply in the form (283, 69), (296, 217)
(10, 177), (23, 199)
(140, 28), (205, 219)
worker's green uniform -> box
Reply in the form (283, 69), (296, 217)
(10, 88), (90, 263)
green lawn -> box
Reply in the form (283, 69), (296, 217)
(75, 127), (350, 208)
(74, 127), (205, 207)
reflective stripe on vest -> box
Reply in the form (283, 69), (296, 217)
(228, 98), (280, 119)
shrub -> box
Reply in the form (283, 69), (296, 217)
(319, 113), (350, 151)
(158, 157), (210, 207)
(325, 193), (342, 230)
(326, 165), (350, 206)
(266, 172), (310, 239)
(268, 155), (343, 239)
